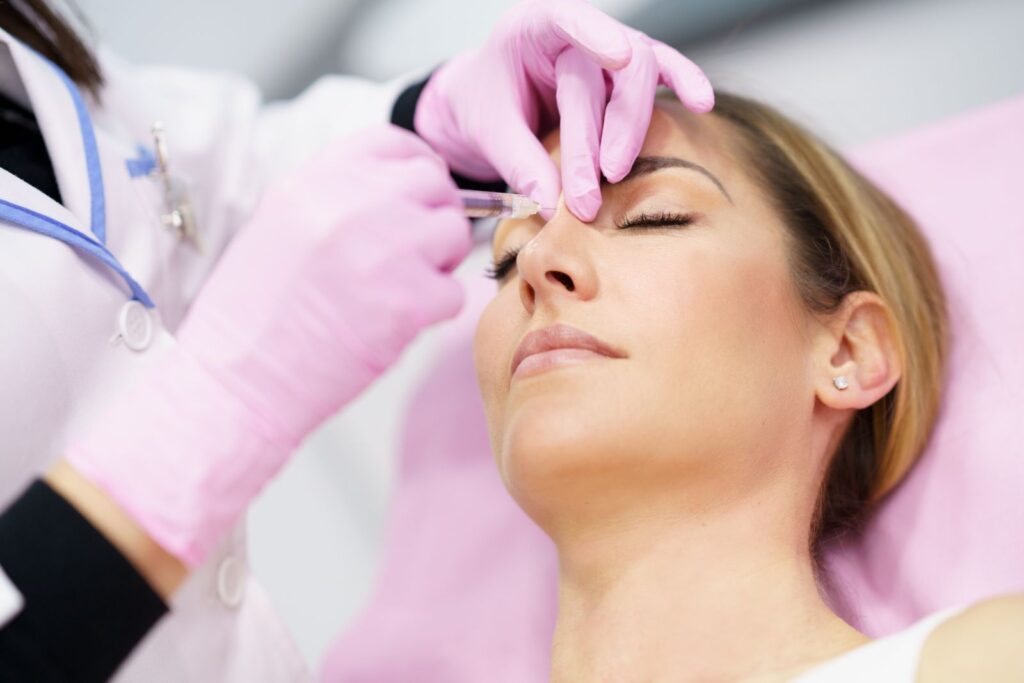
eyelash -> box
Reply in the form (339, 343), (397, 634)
(617, 210), (697, 230)
(484, 247), (522, 281)
(484, 211), (697, 281)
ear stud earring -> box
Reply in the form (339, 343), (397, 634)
(833, 375), (850, 391)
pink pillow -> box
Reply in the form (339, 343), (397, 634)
(321, 95), (1024, 680)
(825, 95), (1024, 635)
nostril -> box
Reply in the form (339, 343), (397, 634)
(519, 279), (536, 312)
(547, 271), (575, 292)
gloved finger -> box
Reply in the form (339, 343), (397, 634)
(387, 155), (462, 210)
(599, 39), (659, 183)
(478, 113), (561, 217)
(542, 0), (632, 70)
(650, 40), (715, 113)
(407, 264), (467, 328)
(555, 48), (606, 222)
(410, 206), (473, 273)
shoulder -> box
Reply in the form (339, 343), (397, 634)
(916, 593), (1024, 682)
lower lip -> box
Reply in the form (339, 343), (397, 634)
(512, 348), (615, 380)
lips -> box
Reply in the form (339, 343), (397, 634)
(511, 324), (626, 378)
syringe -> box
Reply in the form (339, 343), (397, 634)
(460, 189), (546, 219)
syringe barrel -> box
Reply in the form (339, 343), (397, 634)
(459, 190), (512, 217)
(459, 190), (539, 219)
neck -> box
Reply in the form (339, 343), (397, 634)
(549, 488), (868, 682)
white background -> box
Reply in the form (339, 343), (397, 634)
(76, 0), (1024, 667)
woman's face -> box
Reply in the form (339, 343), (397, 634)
(474, 101), (821, 536)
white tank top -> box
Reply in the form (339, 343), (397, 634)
(791, 606), (964, 682)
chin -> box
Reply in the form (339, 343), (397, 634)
(497, 393), (646, 534)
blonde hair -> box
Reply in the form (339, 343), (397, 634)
(702, 92), (949, 549)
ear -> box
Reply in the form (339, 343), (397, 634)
(813, 291), (902, 410)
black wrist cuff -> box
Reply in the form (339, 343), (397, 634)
(0, 479), (167, 682)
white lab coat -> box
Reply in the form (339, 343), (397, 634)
(0, 27), (410, 681)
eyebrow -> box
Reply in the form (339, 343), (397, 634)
(614, 155), (733, 204)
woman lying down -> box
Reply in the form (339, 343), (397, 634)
(17, 47), (1019, 683)
(473, 91), (1022, 681)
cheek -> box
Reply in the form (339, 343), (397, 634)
(693, 245), (804, 360)
(624, 234), (810, 453)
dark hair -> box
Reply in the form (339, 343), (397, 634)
(0, 0), (103, 98)
(702, 91), (948, 557)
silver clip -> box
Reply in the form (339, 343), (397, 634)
(151, 121), (203, 252)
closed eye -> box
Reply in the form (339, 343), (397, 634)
(485, 211), (697, 282)
(616, 210), (697, 230)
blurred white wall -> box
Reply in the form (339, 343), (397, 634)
(75, 0), (1024, 668)
(76, 0), (656, 97)
(335, 0), (659, 81)
(684, 0), (1024, 148)
(76, 0), (362, 97)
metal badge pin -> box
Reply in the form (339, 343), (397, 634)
(151, 121), (203, 252)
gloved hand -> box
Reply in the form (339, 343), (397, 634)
(67, 125), (471, 566)
(414, 0), (715, 222)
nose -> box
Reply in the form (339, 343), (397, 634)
(517, 205), (598, 316)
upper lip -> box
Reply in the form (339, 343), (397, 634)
(511, 324), (627, 376)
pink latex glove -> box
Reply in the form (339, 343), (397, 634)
(414, 0), (715, 221)
(67, 125), (472, 566)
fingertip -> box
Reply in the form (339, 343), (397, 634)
(514, 162), (561, 213)
(513, 168), (559, 219)
(485, 122), (562, 216)
(682, 78), (715, 113)
(532, 186), (561, 219)
(650, 42), (716, 114)
(599, 39), (632, 71)
(596, 23), (633, 69)
(688, 97), (715, 114)
(599, 152), (632, 184)
(563, 157), (602, 221)
(566, 185), (602, 222)
(586, 32), (631, 71)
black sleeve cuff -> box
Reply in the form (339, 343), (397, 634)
(0, 479), (168, 682)
(391, 74), (508, 194)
